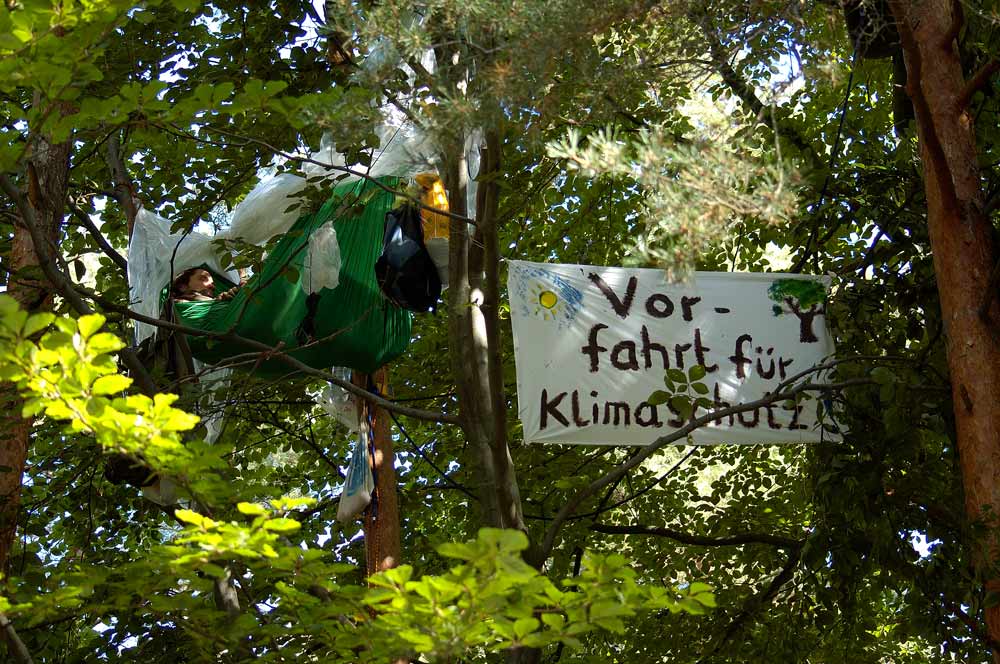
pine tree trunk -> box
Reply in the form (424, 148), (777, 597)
(890, 1), (1000, 658)
(0, 137), (72, 574)
(442, 135), (527, 535)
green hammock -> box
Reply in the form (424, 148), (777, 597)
(171, 177), (412, 376)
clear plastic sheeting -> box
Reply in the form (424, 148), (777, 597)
(128, 208), (239, 344)
(319, 368), (358, 432)
(225, 173), (310, 246)
(195, 361), (232, 445)
(301, 221), (342, 295)
(225, 127), (442, 247)
(425, 238), (449, 289)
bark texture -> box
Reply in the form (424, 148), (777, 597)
(0, 136), (71, 573)
(357, 369), (401, 574)
(890, 0), (1000, 657)
(443, 135), (526, 534)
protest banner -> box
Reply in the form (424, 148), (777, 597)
(508, 261), (840, 445)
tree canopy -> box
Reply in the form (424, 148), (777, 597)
(1, 0), (1000, 662)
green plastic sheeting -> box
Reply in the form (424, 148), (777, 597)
(172, 177), (412, 376)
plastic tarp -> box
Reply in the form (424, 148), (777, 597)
(225, 127), (442, 247)
(319, 367), (359, 432)
(302, 220), (342, 295)
(172, 177), (413, 376)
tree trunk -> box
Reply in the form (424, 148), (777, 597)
(890, 1), (1000, 658)
(0, 137), (72, 574)
(356, 369), (401, 574)
(441, 130), (538, 664)
(442, 135), (527, 535)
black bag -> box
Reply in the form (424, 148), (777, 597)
(375, 204), (442, 312)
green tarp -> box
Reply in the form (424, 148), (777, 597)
(172, 177), (412, 376)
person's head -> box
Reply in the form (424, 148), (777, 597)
(171, 267), (214, 299)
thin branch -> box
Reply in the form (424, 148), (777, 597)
(387, 410), (477, 500)
(0, 174), (157, 397)
(535, 376), (871, 564)
(698, 547), (802, 662)
(956, 59), (1000, 111)
(943, 598), (1000, 654)
(104, 131), (139, 238)
(67, 201), (128, 273)
(590, 523), (803, 549)
(0, 613), (34, 664)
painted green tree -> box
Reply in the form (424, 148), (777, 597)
(767, 278), (828, 343)
(0, 0), (999, 662)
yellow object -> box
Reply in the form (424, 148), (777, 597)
(538, 290), (558, 310)
(415, 173), (450, 240)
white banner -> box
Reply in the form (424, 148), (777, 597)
(508, 261), (840, 446)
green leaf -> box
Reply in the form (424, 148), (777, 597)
(670, 395), (692, 420)
(688, 365), (707, 381)
(237, 502), (267, 516)
(21, 313), (54, 337)
(77, 314), (105, 340)
(263, 518), (301, 534)
(175, 509), (210, 528)
(647, 390), (671, 406)
(514, 617), (540, 638)
(87, 332), (124, 355)
(91, 374), (131, 396)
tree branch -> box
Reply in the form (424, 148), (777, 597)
(698, 547), (802, 662)
(888, 0), (962, 222)
(104, 131), (139, 238)
(67, 201), (128, 273)
(700, 21), (819, 169)
(590, 523), (803, 549)
(0, 174), (157, 397)
(212, 567), (241, 621)
(535, 375), (870, 564)
(0, 613), (34, 664)
(956, 59), (1000, 111)
(941, 0), (964, 48)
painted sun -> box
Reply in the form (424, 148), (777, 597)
(531, 283), (562, 320)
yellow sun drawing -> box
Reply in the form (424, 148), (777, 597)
(531, 283), (563, 320)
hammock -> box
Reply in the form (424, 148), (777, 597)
(171, 177), (412, 376)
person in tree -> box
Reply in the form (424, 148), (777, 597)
(767, 278), (827, 343)
(170, 267), (239, 302)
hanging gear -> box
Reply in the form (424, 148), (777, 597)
(374, 203), (442, 313)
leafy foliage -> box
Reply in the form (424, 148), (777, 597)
(0, 296), (712, 661)
(0, 0), (997, 662)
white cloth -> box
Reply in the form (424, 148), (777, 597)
(508, 261), (839, 445)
